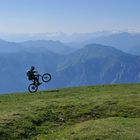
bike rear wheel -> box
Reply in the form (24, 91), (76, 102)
(42, 73), (51, 82)
(28, 83), (38, 93)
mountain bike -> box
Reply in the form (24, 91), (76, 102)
(28, 73), (51, 93)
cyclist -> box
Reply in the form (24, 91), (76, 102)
(27, 66), (41, 85)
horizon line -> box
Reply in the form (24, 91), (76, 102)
(0, 29), (140, 35)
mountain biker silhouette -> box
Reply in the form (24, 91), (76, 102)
(27, 66), (41, 85)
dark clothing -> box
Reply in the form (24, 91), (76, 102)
(27, 69), (39, 84)
(27, 70), (36, 80)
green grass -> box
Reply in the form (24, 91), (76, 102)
(45, 117), (140, 140)
(0, 84), (140, 140)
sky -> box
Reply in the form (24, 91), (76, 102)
(0, 0), (140, 34)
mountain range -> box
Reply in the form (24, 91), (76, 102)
(54, 44), (140, 88)
(2, 31), (140, 55)
(0, 37), (140, 93)
(67, 32), (140, 55)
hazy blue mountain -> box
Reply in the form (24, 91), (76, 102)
(1, 43), (140, 94)
(57, 44), (127, 71)
(127, 46), (140, 55)
(20, 40), (77, 55)
(0, 31), (113, 42)
(0, 39), (77, 55)
(85, 32), (140, 55)
(67, 32), (140, 55)
(0, 39), (24, 53)
(54, 44), (140, 88)
(2, 31), (140, 55)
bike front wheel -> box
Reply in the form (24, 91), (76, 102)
(42, 73), (51, 82)
(28, 84), (38, 93)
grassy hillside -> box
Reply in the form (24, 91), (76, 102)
(0, 84), (140, 140)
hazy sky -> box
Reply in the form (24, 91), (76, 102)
(0, 0), (140, 33)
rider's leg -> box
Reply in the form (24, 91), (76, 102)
(33, 79), (36, 85)
(34, 77), (38, 85)
(35, 75), (41, 85)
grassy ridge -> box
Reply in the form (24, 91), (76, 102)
(0, 84), (140, 139)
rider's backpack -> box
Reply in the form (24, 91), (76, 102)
(27, 71), (33, 80)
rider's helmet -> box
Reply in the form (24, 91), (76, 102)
(31, 66), (35, 70)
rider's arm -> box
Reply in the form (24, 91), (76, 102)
(33, 71), (38, 74)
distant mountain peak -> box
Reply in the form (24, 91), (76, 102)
(79, 43), (125, 59)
